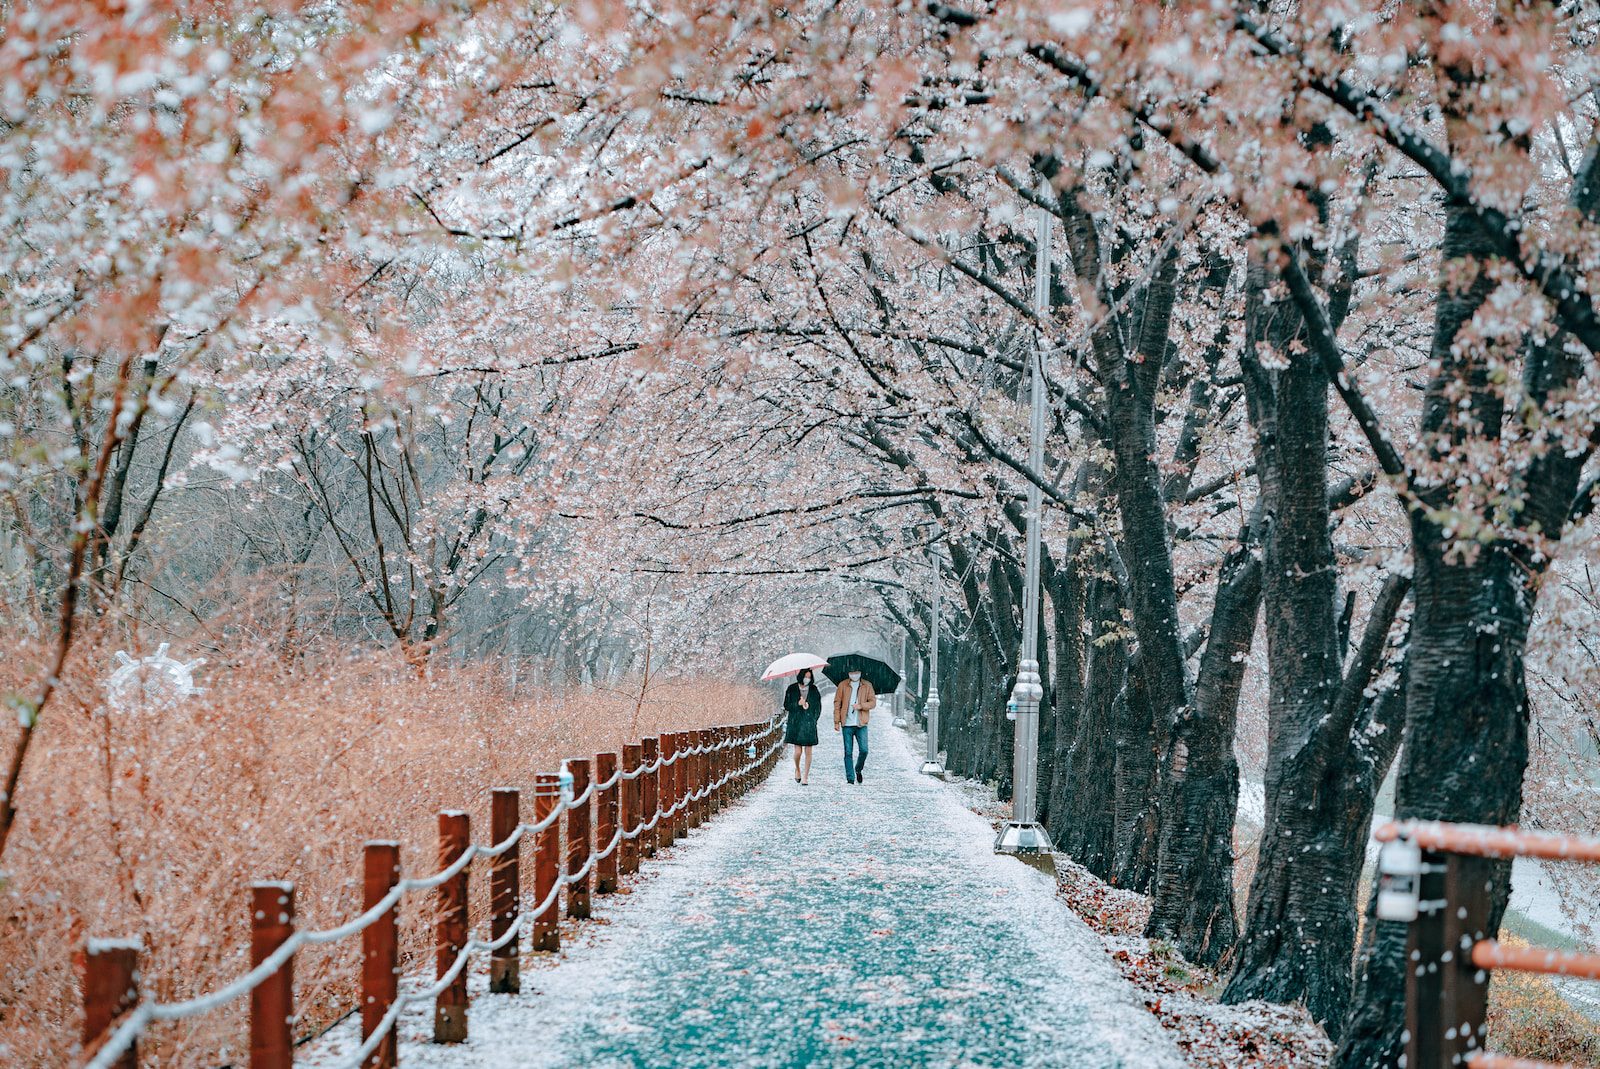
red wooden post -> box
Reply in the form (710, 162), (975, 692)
(681, 731), (697, 831)
(1406, 848), (1447, 1069)
(693, 729), (708, 828)
(82, 939), (140, 1069)
(566, 758), (592, 919)
(703, 728), (717, 817)
(595, 752), (619, 894)
(714, 728), (725, 810)
(532, 773), (560, 951)
(740, 723), (753, 795)
(697, 729), (710, 825)
(675, 732), (691, 840)
(716, 728), (730, 813)
(250, 881), (295, 1069)
(621, 742), (642, 876)
(657, 733), (677, 851)
(490, 787), (521, 994)
(434, 810), (470, 1044)
(641, 737), (659, 860)
(717, 727), (730, 811)
(1439, 853), (1495, 1065)
(361, 842), (400, 1069)
(744, 721), (758, 793)
(733, 725), (745, 797)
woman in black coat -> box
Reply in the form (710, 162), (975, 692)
(783, 669), (822, 784)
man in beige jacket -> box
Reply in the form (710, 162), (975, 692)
(832, 670), (876, 784)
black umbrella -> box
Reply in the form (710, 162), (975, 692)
(822, 652), (901, 694)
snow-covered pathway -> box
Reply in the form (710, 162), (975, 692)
(310, 721), (1181, 1068)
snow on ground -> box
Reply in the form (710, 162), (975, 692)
(305, 720), (1182, 1069)
(912, 730), (1329, 1069)
(1051, 858), (1334, 1069)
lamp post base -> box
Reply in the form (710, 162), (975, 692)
(919, 760), (945, 777)
(994, 821), (1056, 874)
(892, 716), (908, 727)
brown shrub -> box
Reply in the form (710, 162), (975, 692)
(1486, 934), (1600, 1067)
(0, 637), (765, 1066)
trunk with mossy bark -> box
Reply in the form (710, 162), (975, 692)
(1220, 235), (1409, 1033)
(1336, 149), (1599, 1061)
(1145, 247), (1252, 963)
(1054, 554), (1127, 879)
(1145, 506), (1262, 964)
(1052, 180), (1193, 893)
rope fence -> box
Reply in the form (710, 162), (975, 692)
(1373, 819), (1600, 1069)
(79, 716), (786, 1069)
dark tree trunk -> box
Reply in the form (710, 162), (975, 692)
(1055, 189), (1192, 891)
(1222, 228), (1411, 1032)
(984, 550), (1022, 794)
(1145, 250), (1248, 963)
(1056, 563), (1125, 879)
(1093, 244), (1191, 760)
(1223, 242), (1344, 1023)
(1336, 175), (1594, 1060)
(1044, 522), (1087, 845)
(1146, 508), (1262, 964)
(1111, 656), (1158, 891)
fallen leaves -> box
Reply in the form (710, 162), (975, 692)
(1058, 859), (1332, 1069)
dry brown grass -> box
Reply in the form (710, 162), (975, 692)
(0, 636), (766, 1066)
(1486, 934), (1600, 1066)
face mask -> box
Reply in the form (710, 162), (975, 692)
(849, 672), (861, 681)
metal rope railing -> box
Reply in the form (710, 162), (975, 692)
(80, 715), (785, 1069)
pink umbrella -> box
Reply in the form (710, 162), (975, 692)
(760, 652), (828, 681)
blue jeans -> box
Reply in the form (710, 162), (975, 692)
(842, 724), (868, 782)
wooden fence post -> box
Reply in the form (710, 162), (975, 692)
(361, 842), (400, 1069)
(744, 722), (757, 792)
(1405, 847), (1447, 1069)
(82, 938), (140, 1069)
(719, 726), (732, 809)
(735, 725), (747, 797)
(675, 732), (691, 840)
(490, 787), (521, 994)
(596, 752), (619, 894)
(621, 742), (642, 876)
(714, 727), (728, 813)
(532, 773), (560, 952)
(641, 737), (659, 859)
(1440, 853), (1495, 1065)
(657, 734), (677, 851)
(683, 730), (700, 831)
(704, 729), (718, 817)
(707, 729), (719, 816)
(694, 729), (709, 827)
(250, 881), (295, 1069)
(434, 810), (470, 1044)
(566, 758), (592, 919)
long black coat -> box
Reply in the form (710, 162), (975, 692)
(783, 681), (822, 746)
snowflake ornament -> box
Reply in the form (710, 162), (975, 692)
(104, 643), (205, 715)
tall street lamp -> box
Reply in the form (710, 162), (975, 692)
(995, 204), (1055, 861)
(893, 631), (909, 727)
(920, 548), (945, 777)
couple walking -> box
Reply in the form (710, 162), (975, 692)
(782, 668), (875, 786)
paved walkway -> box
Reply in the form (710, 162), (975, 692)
(311, 715), (1181, 1068)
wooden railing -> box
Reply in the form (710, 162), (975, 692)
(79, 716), (786, 1068)
(1375, 819), (1600, 1069)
